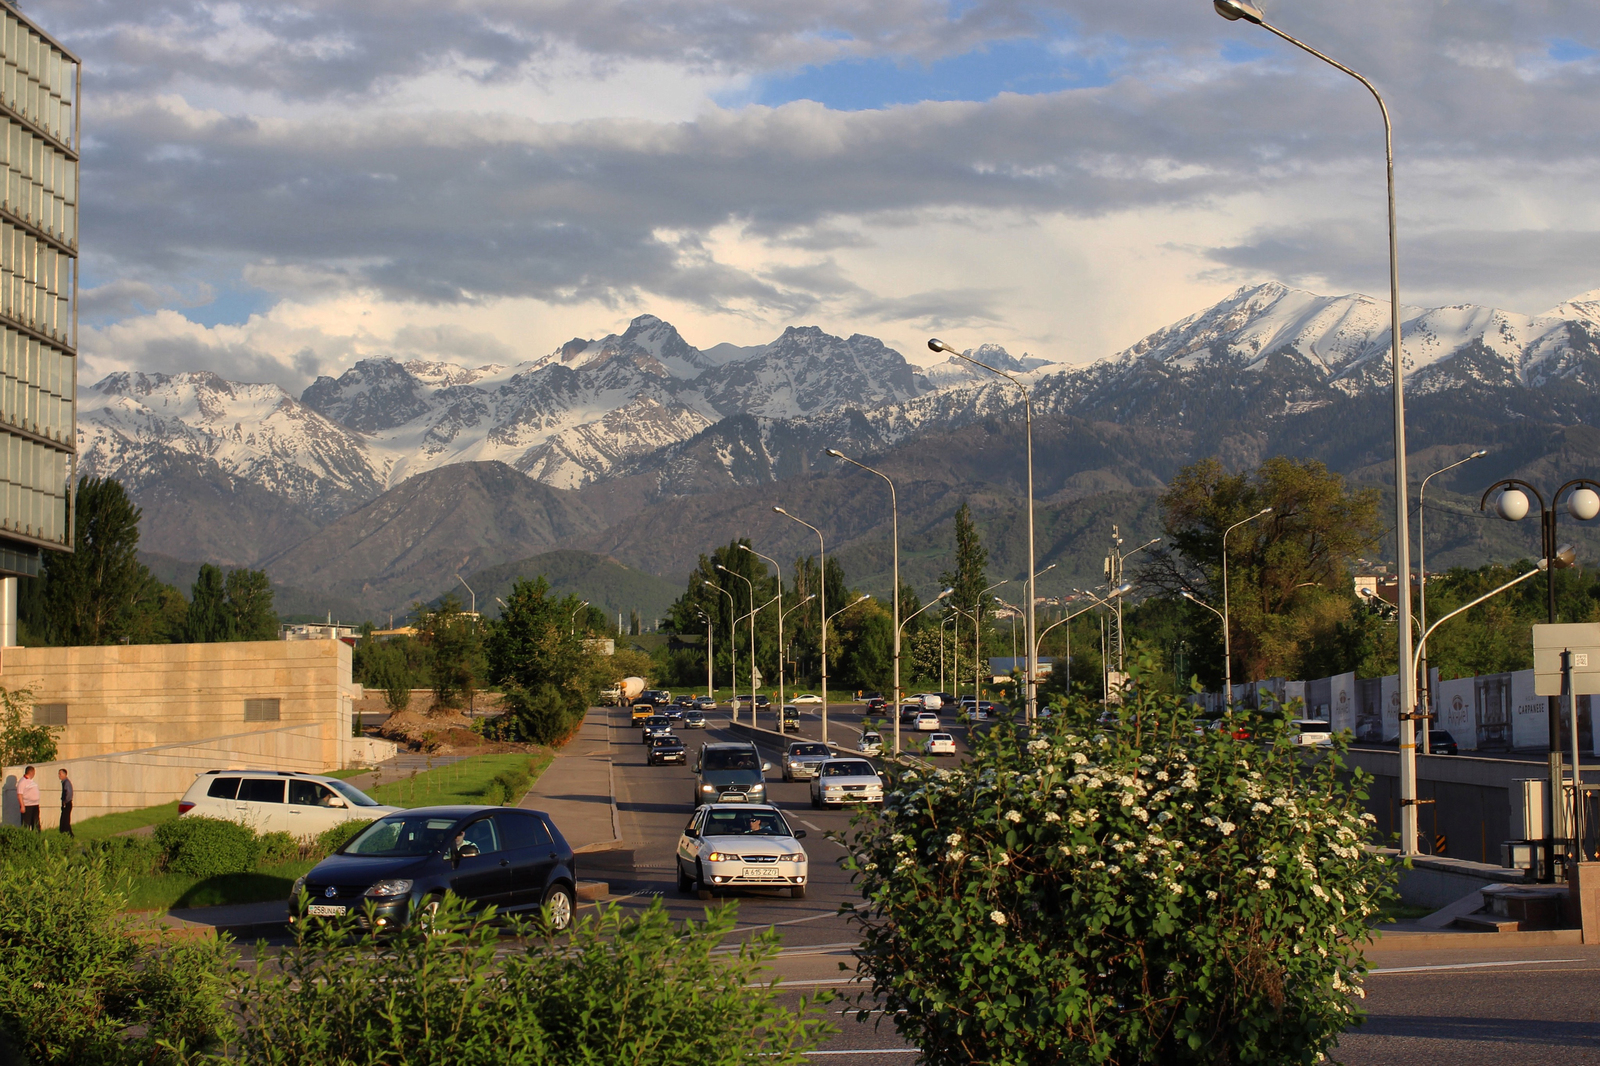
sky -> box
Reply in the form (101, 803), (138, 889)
(41, 0), (1600, 391)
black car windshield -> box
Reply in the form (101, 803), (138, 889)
(344, 814), (459, 856)
(790, 744), (828, 757)
(647, 717), (670, 727)
(326, 780), (383, 807)
(824, 761), (877, 777)
(652, 736), (681, 747)
(703, 749), (758, 771)
(704, 809), (790, 836)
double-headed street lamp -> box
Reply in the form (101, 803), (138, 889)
(1416, 450), (1486, 752)
(1213, 0), (1420, 854)
(827, 449), (903, 742)
(742, 545), (786, 723)
(928, 338), (1039, 722)
(950, 578), (1010, 708)
(716, 564), (755, 723)
(774, 506), (831, 744)
(896, 589), (954, 755)
(704, 581), (735, 702)
(570, 600), (590, 635)
(1480, 477), (1600, 858)
(1062, 585), (1133, 701)
(1194, 507), (1273, 709)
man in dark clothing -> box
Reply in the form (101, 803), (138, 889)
(58, 768), (73, 836)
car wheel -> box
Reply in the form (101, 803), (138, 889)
(792, 884), (806, 900)
(417, 893), (446, 936)
(810, 792), (820, 809)
(541, 883), (575, 931)
(677, 861), (695, 894)
(695, 862), (713, 901)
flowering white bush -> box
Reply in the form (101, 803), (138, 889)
(846, 661), (1394, 1065)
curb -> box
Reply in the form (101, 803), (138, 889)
(1369, 927), (1585, 951)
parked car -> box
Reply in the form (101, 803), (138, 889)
(792, 693), (821, 704)
(810, 758), (885, 809)
(292, 805), (578, 930)
(693, 742), (771, 806)
(180, 770), (399, 837)
(648, 734), (687, 766)
(925, 732), (957, 756)
(1427, 729), (1459, 755)
(682, 710), (708, 729)
(782, 741), (831, 781)
(642, 715), (674, 742)
(694, 695), (717, 709)
(915, 710), (941, 732)
(857, 731), (883, 756)
(1289, 719), (1334, 747)
(676, 803), (808, 900)
(779, 705), (801, 731)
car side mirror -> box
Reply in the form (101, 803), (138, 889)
(328, 798), (347, 809)
(454, 842), (480, 861)
(793, 830), (807, 839)
(761, 761), (773, 772)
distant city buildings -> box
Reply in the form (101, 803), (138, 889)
(0, 6), (78, 639)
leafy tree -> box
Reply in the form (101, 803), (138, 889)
(606, 648), (654, 687)
(1142, 457), (1383, 683)
(0, 685), (55, 765)
(666, 540), (779, 689)
(847, 656), (1394, 1064)
(185, 564), (235, 643)
(414, 595), (483, 711)
(354, 636), (431, 711)
(224, 568), (279, 641)
(835, 601), (893, 691)
(485, 578), (596, 743)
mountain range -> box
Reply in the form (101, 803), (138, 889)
(79, 281), (1600, 618)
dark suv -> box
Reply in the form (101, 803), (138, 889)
(692, 742), (771, 807)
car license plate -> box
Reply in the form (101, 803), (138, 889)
(719, 792), (747, 802)
(307, 904), (347, 917)
(741, 866), (784, 880)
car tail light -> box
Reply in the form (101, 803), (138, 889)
(178, 801), (196, 814)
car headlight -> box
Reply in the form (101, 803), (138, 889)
(365, 879), (414, 898)
(700, 784), (716, 792)
(706, 851), (738, 862)
(779, 853), (804, 863)
(291, 875), (306, 898)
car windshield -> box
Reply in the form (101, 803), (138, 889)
(824, 761), (876, 778)
(652, 736), (680, 747)
(344, 814), (458, 856)
(703, 809), (791, 836)
(326, 780), (383, 807)
(790, 744), (828, 757)
(647, 717), (669, 727)
(861, 733), (880, 743)
(703, 749), (759, 771)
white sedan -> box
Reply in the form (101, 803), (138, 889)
(810, 758), (885, 809)
(676, 804), (810, 900)
(857, 731), (883, 756)
(925, 732), (957, 756)
(915, 711), (942, 731)
(792, 693), (822, 704)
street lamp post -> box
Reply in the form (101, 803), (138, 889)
(940, 613), (955, 692)
(1212, 0), (1420, 856)
(901, 589), (955, 748)
(1416, 450), (1486, 752)
(716, 564), (755, 725)
(696, 610), (713, 698)
(1181, 590), (1228, 710)
(743, 545), (785, 730)
(1220, 508), (1272, 709)
(704, 581), (735, 706)
(828, 449), (904, 753)
(570, 600), (590, 636)
(455, 574), (476, 617)
(928, 339), (1039, 723)
(1037, 585), (1132, 663)
(1479, 478), (1600, 864)
(957, 579), (1010, 708)
(775, 506), (831, 746)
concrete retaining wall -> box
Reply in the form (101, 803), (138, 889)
(1375, 848), (1529, 909)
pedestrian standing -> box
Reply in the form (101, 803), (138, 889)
(57, 768), (73, 836)
(16, 766), (40, 830)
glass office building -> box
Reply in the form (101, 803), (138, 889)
(0, 3), (76, 591)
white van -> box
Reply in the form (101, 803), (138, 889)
(1289, 719), (1334, 747)
(178, 770), (401, 838)
(914, 693), (944, 711)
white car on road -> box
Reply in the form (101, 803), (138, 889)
(856, 731), (883, 756)
(810, 758), (885, 809)
(1290, 719), (1334, 747)
(178, 770), (399, 838)
(676, 803), (809, 900)
(915, 710), (941, 731)
(912, 693), (943, 711)
(792, 693), (822, 704)
(925, 732), (957, 756)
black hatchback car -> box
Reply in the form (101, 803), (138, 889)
(292, 805), (579, 930)
(649, 733), (687, 765)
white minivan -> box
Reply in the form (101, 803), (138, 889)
(178, 770), (400, 838)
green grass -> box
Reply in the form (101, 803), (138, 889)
(124, 859), (319, 913)
(1375, 901), (1435, 924)
(365, 751), (553, 808)
(321, 768), (370, 780)
(72, 802), (181, 842)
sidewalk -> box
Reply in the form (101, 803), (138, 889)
(520, 707), (620, 853)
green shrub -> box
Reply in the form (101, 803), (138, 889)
(0, 823), (53, 866)
(312, 819), (372, 859)
(846, 658), (1395, 1065)
(477, 764), (532, 807)
(0, 853), (235, 1065)
(153, 817), (261, 878)
(80, 834), (164, 878)
(257, 831), (300, 867)
(233, 896), (832, 1065)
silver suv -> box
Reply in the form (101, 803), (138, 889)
(782, 741), (830, 782)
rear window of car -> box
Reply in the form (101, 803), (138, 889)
(1297, 721), (1332, 733)
(238, 778), (285, 803)
(824, 761), (876, 777)
(206, 776), (240, 799)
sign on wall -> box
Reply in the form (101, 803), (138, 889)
(1329, 673), (1356, 735)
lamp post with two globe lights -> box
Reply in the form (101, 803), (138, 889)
(1481, 479), (1600, 862)
(927, 338), (1040, 723)
(1210, 0), (1420, 854)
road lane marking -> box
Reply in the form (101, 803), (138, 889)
(799, 819), (823, 831)
(803, 1051), (919, 1057)
(1368, 958), (1584, 975)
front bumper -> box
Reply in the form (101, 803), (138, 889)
(651, 752), (686, 763)
(785, 763), (822, 779)
(703, 860), (808, 887)
(818, 787), (884, 805)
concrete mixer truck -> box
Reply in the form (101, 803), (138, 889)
(602, 675), (646, 708)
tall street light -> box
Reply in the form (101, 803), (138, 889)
(1180, 590), (1227, 708)
(781, 593), (817, 718)
(940, 613), (955, 693)
(1213, 0), (1418, 855)
(827, 449), (903, 747)
(695, 609), (713, 698)
(1480, 477), (1600, 864)
(455, 574), (476, 617)
(960, 578), (1010, 706)
(716, 564), (755, 724)
(743, 545), (785, 728)
(899, 589), (955, 754)
(825, 594), (871, 745)
(1220, 508), (1272, 709)
(1068, 585), (1134, 703)
(569, 600), (590, 635)
(1038, 584), (1132, 666)
(1416, 449), (1486, 752)
(774, 506), (831, 745)
(928, 338), (1039, 722)
(704, 581), (735, 705)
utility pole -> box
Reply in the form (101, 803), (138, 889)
(1104, 527), (1126, 673)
